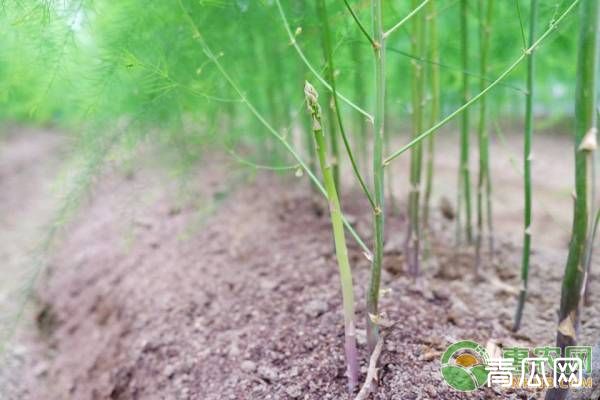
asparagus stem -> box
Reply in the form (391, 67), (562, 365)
(304, 81), (359, 391)
(385, 96), (397, 214)
(514, 0), (537, 332)
(406, 0), (426, 277)
(422, 0), (440, 236)
(583, 108), (599, 306)
(457, 0), (473, 244)
(546, 1), (599, 398)
(475, 0), (494, 273)
(352, 34), (370, 182)
(583, 209), (600, 305)
(366, 0), (386, 354)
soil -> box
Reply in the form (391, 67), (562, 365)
(0, 127), (69, 399)
(1, 128), (598, 400)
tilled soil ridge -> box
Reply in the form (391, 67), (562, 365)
(28, 165), (599, 400)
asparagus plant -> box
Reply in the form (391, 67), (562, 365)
(546, 1), (599, 398)
(366, 0), (386, 354)
(406, 0), (427, 277)
(422, 0), (440, 235)
(457, 0), (473, 244)
(475, 0), (494, 272)
(304, 81), (359, 391)
(514, 0), (537, 332)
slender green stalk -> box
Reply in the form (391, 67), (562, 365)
(384, 44), (526, 94)
(383, 0), (582, 166)
(352, 34), (369, 181)
(315, 0), (341, 190)
(366, 0), (386, 354)
(254, 30), (279, 162)
(176, 0), (371, 257)
(342, 0), (376, 48)
(513, 0), (537, 332)
(406, 0), (426, 277)
(583, 106), (598, 305)
(546, 1), (599, 398)
(384, 0), (431, 39)
(304, 81), (359, 391)
(475, 0), (494, 273)
(584, 109), (600, 305)
(422, 0), (440, 235)
(457, 0), (473, 244)
(583, 208), (600, 305)
(385, 94), (397, 214)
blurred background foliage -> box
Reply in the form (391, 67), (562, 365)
(0, 0), (581, 156)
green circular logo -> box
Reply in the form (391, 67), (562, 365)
(440, 340), (490, 392)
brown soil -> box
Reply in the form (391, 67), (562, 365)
(1, 129), (599, 400)
(0, 128), (68, 399)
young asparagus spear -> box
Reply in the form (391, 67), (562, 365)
(304, 81), (359, 391)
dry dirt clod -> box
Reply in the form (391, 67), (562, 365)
(356, 329), (367, 346)
(257, 365), (279, 383)
(163, 364), (176, 379)
(431, 286), (451, 301)
(259, 279), (279, 291)
(240, 360), (257, 373)
(419, 348), (441, 362)
(285, 385), (303, 399)
(303, 299), (328, 318)
(424, 384), (437, 397)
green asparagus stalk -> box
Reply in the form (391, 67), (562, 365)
(406, 0), (426, 277)
(351, 34), (369, 181)
(475, 0), (494, 273)
(546, 1), (599, 398)
(366, 0), (386, 353)
(304, 81), (359, 391)
(457, 0), (473, 244)
(422, 0), (440, 235)
(513, 0), (537, 332)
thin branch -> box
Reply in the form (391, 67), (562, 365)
(225, 147), (300, 171)
(354, 334), (385, 400)
(384, 45), (527, 94)
(342, 0), (376, 48)
(383, 0), (581, 166)
(274, 0), (374, 123)
(515, 0), (528, 50)
(383, 0), (431, 39)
